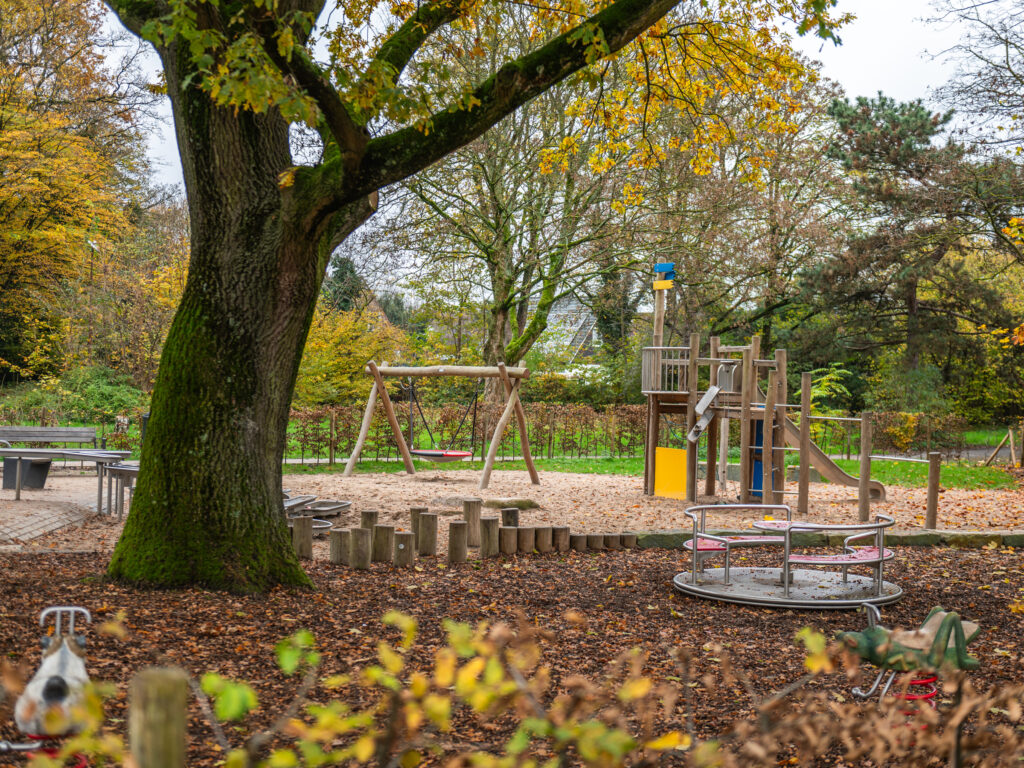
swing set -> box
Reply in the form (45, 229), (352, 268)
(343, 361), (541, 490)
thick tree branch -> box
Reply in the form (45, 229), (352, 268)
(260, 39), (369, 169)
(372, 0), (465, 80)
(354, 0), (681, 198)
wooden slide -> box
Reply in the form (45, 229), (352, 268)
(779, 415), (887, 501)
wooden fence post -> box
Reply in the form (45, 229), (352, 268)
(798, 372), (811, 516)
(925, 452), (941, 529)
(858, 412), (872, 523)
(129, 667), (188, 768)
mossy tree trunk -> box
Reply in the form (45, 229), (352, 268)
(107, 36), (373, 592)
(107, 0), (680, 592)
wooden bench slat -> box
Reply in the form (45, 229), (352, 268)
(0, 427), (97, 444)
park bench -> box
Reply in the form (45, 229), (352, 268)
(0, 426), (101, 449)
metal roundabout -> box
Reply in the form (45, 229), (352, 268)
(672, 567), (902, 610)
(671, 504), (904, 611)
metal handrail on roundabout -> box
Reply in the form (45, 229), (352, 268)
(672, 504), (902, 610)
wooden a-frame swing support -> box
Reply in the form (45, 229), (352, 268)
(343, 362), (541, 490)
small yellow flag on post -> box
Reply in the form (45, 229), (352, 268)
(652, 279), (673, 291)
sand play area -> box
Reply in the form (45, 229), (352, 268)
(2, 464), (1023, 553)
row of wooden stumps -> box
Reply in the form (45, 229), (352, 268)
(291, 498), (639, 568)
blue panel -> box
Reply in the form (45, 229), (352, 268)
(653, 262), (675, 273)
(750, 420), (773, 499)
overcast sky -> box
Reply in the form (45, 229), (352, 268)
(143, 0), (965, 189)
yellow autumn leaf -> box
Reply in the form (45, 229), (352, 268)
(618, 677), (652, 701)
(645, 731), (692, 750)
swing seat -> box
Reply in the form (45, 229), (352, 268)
(410, 449), (473, 463)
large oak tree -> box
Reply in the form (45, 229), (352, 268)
(103, 0), (843, 591)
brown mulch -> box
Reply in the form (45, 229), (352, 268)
(1, 547), (1022, 765)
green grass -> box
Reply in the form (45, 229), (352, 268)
(962, 426), (1011, 445)
(832, 459), (1016, 490)
(284, 455), (1017, 490)
(283, 456), (645, 476)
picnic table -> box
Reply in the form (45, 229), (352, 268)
(0, 448), (131, 513)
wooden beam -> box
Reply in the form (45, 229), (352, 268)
(774, 348), (787, 505)
(858, 412), (872, 522)
(798, 372), (811, 515)
(762, 370), (775, 504)
(983, 431), (1009, 466)
(498, 362), (539, 485)
(686, 333), (700, 502)
(479, 378), (521, 490)
(372, 364), (529, 379)
(739, 348), (753, 503)
(344, 380), (378, 476)
(368, 361), (416, 475)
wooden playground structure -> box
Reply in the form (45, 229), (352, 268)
(642, 263), (887, 515)
(344, 361), (540, 490)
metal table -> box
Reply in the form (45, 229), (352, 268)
(104, 463), (139, 520)
(0, 448), (131, 513)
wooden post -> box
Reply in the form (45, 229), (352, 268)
(360, 509), (379, 530)
(410, 506), (427, 548)
(479, 378), (521, 490)
(394, 531), (415, 567)
(372, 525), (395, 563)
(983, 431), (1009, 466)
(535, 526), (553, 553)
(762, 370), (775, 504)
(621, 533), (638, 548)
(416, 513), (438, 556)
(604, 533), (622, 550)
(686, 332), (700, 502)
(329, 529), (350, 565)
(350, 527), (372, 569)
(1010, 426), (1018, 467)
(645, 395), (660, 495)
(774, 348), (787, 505)
(500, 507), (520, 527)
(292, 516), (313, 560)
(925, 452), (941, 529)
(498, 363), (539, 485)
(499, 526), (518, 555)
(480, 517), (499, 557)
(570, 534), (587, 551)
(552, 526), (570, 552)
(367, 361), (416, 475)
(798, 372), (811, 516)
(739, 348), (754, 503)
(129, 667), (188, 768)
(462, 498), (482, 547)
(586, 533), (604, 550)
(516, 526), (536, 554)
(344, 381), (378, 476)
(448, 521), (468, 563)
(858, 412), (872, 522)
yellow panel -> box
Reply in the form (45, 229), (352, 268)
(652, 279), (674, 291)
(654, 446), (688, 500)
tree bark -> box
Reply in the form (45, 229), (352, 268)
(107, 37), (373, 592)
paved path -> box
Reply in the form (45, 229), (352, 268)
(0, 500), (91, 544)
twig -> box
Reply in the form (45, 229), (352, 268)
(187, 675), (232, 753)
